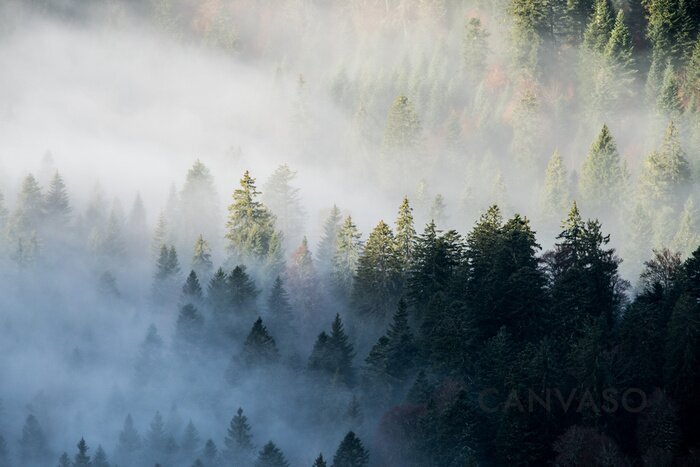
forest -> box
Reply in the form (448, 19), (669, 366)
(0, 0), (700, 466)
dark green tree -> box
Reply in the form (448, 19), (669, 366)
(331, 431), (369, 467)
(317, 205), (342, 276)
(223, 408), (254, 464)
(242, 318), (279, 366)
(254, 441), (290, 467)
(73, 438), (90, 467)
(19, 415), (49, 465)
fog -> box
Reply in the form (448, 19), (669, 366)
(0, 1), (699, 466)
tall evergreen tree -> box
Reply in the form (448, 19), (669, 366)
(285, 237), (319, 317)
(352, 221), (401, 321)
(541, 150), (570, 227)
(242, 317), (279, 366)
(180, 420), (200, 460)
(191, 234), (213, 282)
(227, 265), (259, 317)
(317, 205), (342, 276)
(462, 17), (489, 81)
(225, 171), (277, 264)
(332, 216), (362, 298)
(92, 445), (110, 467)
(19, 414), (49, 465)
(254, 441), (290, 467)
(223, 408), (254, 464)
(672, 197), (700, 257)
(182, 270), (203, 302)
(331, 431), (369, 467)
(73, 438), (90, 467)
(175, 303), (205, 349)
(127, 193), (149, 256)
(44, 171), (71, 229)
(582, 0), (615, 53)
(313, 453), (327, 467)
(10, 174), (44, 238)
(262, 165), (305, 249)
(657, 62), (682, 115)
(180, 160), (220, 252)
(117, 414), (142, 463)
(578, 124), (627, 215)
(152, 210), (169, 258)
(394, 197), (416, 273)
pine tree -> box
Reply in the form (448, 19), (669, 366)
(262, 165), (305, 248)
(19, 414), (49, 465)
(153, 244), (180, 301)
(202, 439), (219, 466)
(182, 270), (203, 302)
(578, 124), (627, 215)
(332, 216), (362, 298)
(127, 193), (149, 256)
(73, 437), (90, 467)
(394, 197), (416, 272)
(686, 35), (700, 111)
(207, 267), (229, 316)
(285, 237), (319, 317)
(242, 317), (279, 366)
(225, 171), (277, 263)
(44, 171), (71, 228)
(639, 121), (691, 209)
(266, 276), (294, 337)
(657, 62), (682, 115)
(541, 150), (570, 226)
(175, 303), (205, 349)
(10, 174), (44, 238)
(604, 9), (635, 79)
(672, 197), (700, 257)
(180, 420), (200, 460)
(227, 265), (259, 317)
(58, 452), (71, 467)
(223, 408), (254, 464)
(254, 441), (290, 467)
(345, 395), (363, 427)
(462, 17), (489, 81)
(117, 414), (142, 462)
(313, 453), (328, 467)
(146, 411), (167, 455)
(384, 299), (417, 380)
(582, 0), (615, 53)
(331, 431), (369, 467)
(152, 210), (168, 258)
(329, 314), (356, 386)
(192, 234), (213, 281)
(92, 445), (110, 467)
(180, 160), (220, 252)
(317, 205), (342, 275)
(381, 95), (421, 182)
(352, 221), (401, 321)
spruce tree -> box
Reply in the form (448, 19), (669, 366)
(10, 174), (44, 238)
(225, 171), (277, 263)
(672, 197), (700, 257)
(582, 0), (615, 53)
(332, 216), (362, 298)
(267, 276), (292, 322)
(331, 431), (369, 467)
(223, 408), (254, 464)
(541, 150), (570, 226)
(285, 237), (319, 316)
(329, 314), (356, 386)
(135, 325), (165, 383)
(658, 62), (682, 115)
(180, 160), (220, 252)
(262, 165), (305, 248)
(175, 303), (205, 349)
(19, 414), (49, 465)
(152, 210), (168, 258)
(73, 437), (90, 467)
(44, 171), (71, 228)
(202, 439), (219, 466)
(92, 445), (110, 467)
(117, 414), (142, 462)
(180, 420), (200, 460)
(182, 270), (203, 303)
(686, 35), (700, 111)
(394, 197), (416, 272)
(254, 441), (290, 467)
(146, 411), (167, 456)
(317, 205), (342, 275)
(207, 267), (229, 315)
(578, 124), (627, 215)
(101, 204), (126, 259)
(313, 453), (328, 467)
(243, 318), (279, 366)
(352, 221), (401, 321)
(58, 452), (71, 467)
(604, 9), (635, 79)
(227, 265), (259, 317)
(192, 234), (213, 281)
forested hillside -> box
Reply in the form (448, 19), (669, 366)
(0, 0), (699, 466)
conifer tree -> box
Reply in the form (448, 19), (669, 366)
(263, 165), (305, 248)
(352, 221), (401, 321)
(227, 265), (259, 317)
(255, 441), (290, 467)
(657, 62), (682, 115)
(672, 197), (700, 257)
(10, 174), (44, 238)
(152, 210), (169, 258)
(331, 431), (369, 467)
(317, 205), (342, 275)
(582, 0), (615, 53)
(202, 439), (219, 466)
(604, 9), (635, 79)
(313, 453), (328, 467)
(153, 244), (181, 301)
(686, 35), (700, 111)
(135, 324), (165, 383)
(242, 317), (279, 366)
(224, 408), (254, 464)
(329, 314), (356, 386)
(207, 267), (229, 315)
(180, 160), (220, 252)
(180, 420), (200, 460)
(639, 121), (691, 209)
(101, 204), (126, 259)
(394, 197), (416, 272)
(44, 171), (71, 229)
(92, 445), (110, 467)
(332, 216), (362, 298)
(541, 150), (570, 226)
(175, 303), (205, 349)
(146, 411), (167, 455)
(266, 276), (294, 338)
(73, 437), (90, 467)
(664, 294), (700, 411)
(462, 17), (489, 81)
(117, 414), (142, 462)
(182, 270), (203, 303)
(19, 414), (49, 465)
(58, 452), (71, 467)
(578, 124), (627, 215)
(285, 237), (319, 316)
(225, 171), (277, 263)
(192, 234), (213, 281)
(127, 193), (149, 256)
